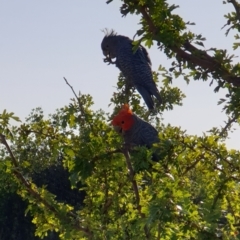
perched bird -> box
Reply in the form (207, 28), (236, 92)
(111, 104), (160, 160)
(101, 29), (162, 110)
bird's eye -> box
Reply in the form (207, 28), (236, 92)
(121, 121), (124, 124)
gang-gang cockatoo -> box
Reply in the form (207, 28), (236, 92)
(111, 104), (160, 161)
(101, 30), (162, 110)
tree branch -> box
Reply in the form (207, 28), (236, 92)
(63, 77), (96, 135)
(228, 0), (240, 23)
(0, 133), (92, 237)
(182, 157), (203, 176)
(219, 115), (238, 138)
(137, 4), (240, 87)
(181, 140), (205, 175)
(122, 148), (141, 210)
(211, 178), (230, 210)
(63, 77), (86, 115)
(122, 147), (150, 239)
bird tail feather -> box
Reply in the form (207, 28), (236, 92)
(136, 86), (154, 110)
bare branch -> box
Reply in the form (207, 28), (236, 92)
(63, 77), (78, 100)
(63, 77), (86, 115)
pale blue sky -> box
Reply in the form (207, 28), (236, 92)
(1, 0), (239, 149)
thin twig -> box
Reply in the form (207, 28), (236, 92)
(63, 77), (85, 115)
(63, 77), (79, 100)
(63, 77), (96, 135)
(228, 0), (240, 23)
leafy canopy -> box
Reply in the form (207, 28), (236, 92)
(1, 1), (240, 239)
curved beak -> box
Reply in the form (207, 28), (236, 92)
(113, 125), (122, 134)
(102, 50), (109, 57)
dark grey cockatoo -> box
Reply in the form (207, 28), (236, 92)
(101, 30), (162, 110)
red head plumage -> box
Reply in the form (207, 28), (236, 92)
(111, 104), (134, 131)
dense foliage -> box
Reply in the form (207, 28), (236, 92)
(1, 0), (240, 239)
